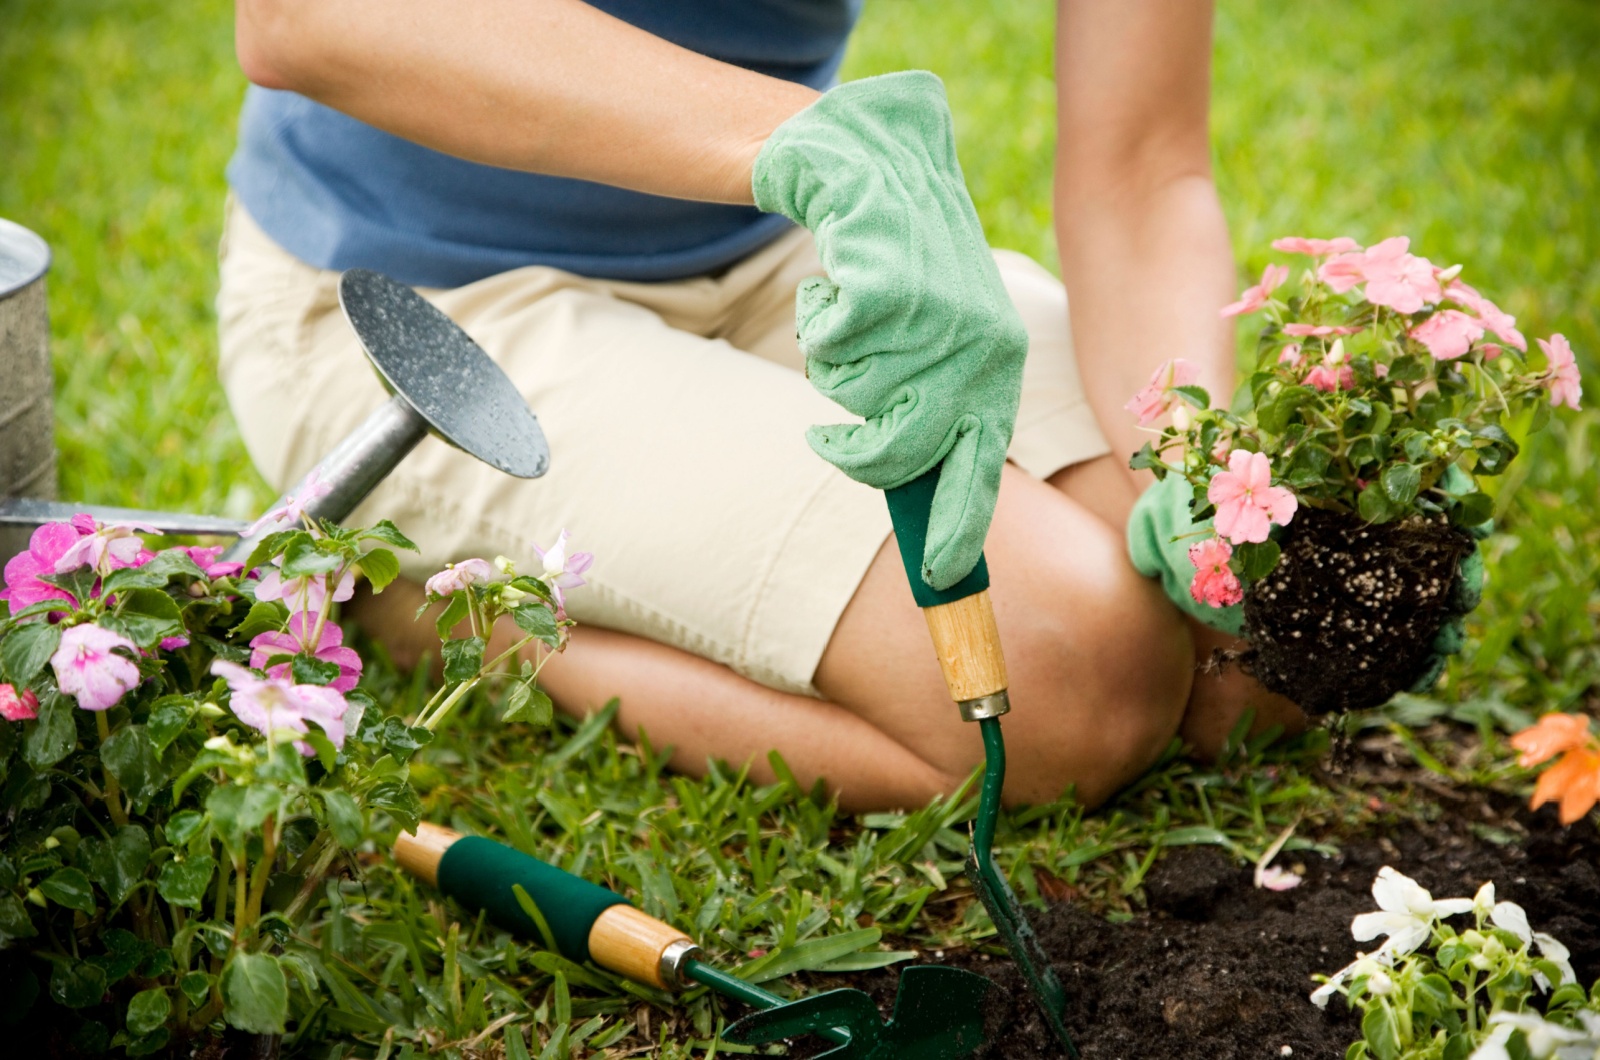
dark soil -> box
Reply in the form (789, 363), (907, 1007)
(828, 797), (1600, 1060)
(1243, 509), (1475, 714)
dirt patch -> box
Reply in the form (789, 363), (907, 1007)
(1243, 510), (1475, 714)
(817, 798), (1600, 1060)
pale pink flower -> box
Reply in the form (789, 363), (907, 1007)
(1220, 264), (1290, 318)
(0, 684), (39, 722)
(1282, 323), (1362, 337)
(1374, 363), (1391, 378)
(1208, 450), (1298, 545)
(1124, 358), (1203, 426)
(1277, 345), (1303, 368)
(255, 564), (355, 614)
(250, 612), (363, 693)
(533, 530), (593, 616)
(1188, 537), (1243, 608)
(54, 521), (157, 578)
(2, 520), (95, 611)
(244, 468), (334, 537)
(1272, 236), (1361, 257)
(1258, 866), (1304, 891)
(1410, 309), (1485, 361)
(1305, 349), (1356, 392)
(1539, 334), (1582, 411)
(1446, 281), (1526, 351)
(1353, 237), (1443, 313)
(424, 558), (496, 597)
(211, 659), (353, 754)
(181, 546), (245, 580)
(1318, 251), (1368, 294)
(51, 624), (141, 712)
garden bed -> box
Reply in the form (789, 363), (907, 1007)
(827, 788), (1600, 1059)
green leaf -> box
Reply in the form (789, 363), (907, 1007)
(1362, 1003), (1400, 1060)
(221, 952), (288, 1034)
(49, 959), (107, 1009)
(1258, 385), (1317, 435)
(125, 1029), (170, 1058)
(125, 987), (170, 1036)
(1128, 441), (1163, 474)
(1172, 384), (1211, 409)
(1451, 491), (1494, 528)
(241, 530), (297, 579)
(441, 636), (486, 684)
(178, 972), (212, 1008)
(1233, 540), (1282, 581)
(279, 536), (344, 579)
(362, 520), (419, 551)
(42, 567), (98, 607)
(3, 621), (61, 686)
(206, 784), (281, 854)
(156, 854), (216, 910)
(1358, 483), (1400, 524)
(0, 893), (37, 940)
(229, 600), (288, 641)
(79, 825), (151, 907)
(736, 928), (884, 985)
(1380, 463), (1422, 505)
(102, 725), (165, 809)
(24, 691), (78, 770)
(512, 604), (561, 648)
(320, 790), (364, 848)
(301, 728), (339, 772)
(90, 928), (149, 985)
(110, 589), (185, 649)
(433, 592), (469, 638)
(358, 548), (400, 593)
(145, 696), (197, 753)
(502, 684), (553, 726)
(367, 779), (423, 832)
(291, 654), (341, 686)
(40, 866), (97, 913)
(164, 811), (206, 847)
(102, 552), (205, 595)
(380, 716), (432, 758)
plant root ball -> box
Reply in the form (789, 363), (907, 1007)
(1241, 509), (1475, 714)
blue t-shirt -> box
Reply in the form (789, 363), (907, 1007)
(228, 0), (862, 287)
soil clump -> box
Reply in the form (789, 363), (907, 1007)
(1243, 510), (1475, 714)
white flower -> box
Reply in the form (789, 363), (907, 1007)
(1471, 1011), (1597, 1060)
(1258, 865), (1303, 891)
(1310, 953), (1392, 1010)
(1490, 898), (1534, 943)
(1351, 867), (1475, 956)
(1472, 881), (1497, 918)
(1532, 932), (1577, 990)
(424, 557), (495, 597)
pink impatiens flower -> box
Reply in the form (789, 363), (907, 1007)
(245, 468), (334, 538)
(1306, 353), (1356, 393)
(424, 558), (496, 598)
(54, 521), (157, 578)
(533, 530), (593, 616)
(182, 546), (245, 580)
(1220, 264), (1290, 319)
(51, 624), (141, 712)
(255, 563), (355, 614)
(0, 684), (39, 722)
(1539, 334), (1583, 411)
(1446, 281), (1526, 352)
(1271, 236), (1361, 257)
(1124, 358), (1203, 426)
(249, 612), (363, 693)
(211, 660), (353, 754)
(1282, 323), (1362, 338)
(1208, 450), (1299, 545)
(2, 519), (95, 611)
(1348, 237), (1443, 313)
(1278, 344), (1304, 368)
(1409, 309), (1485, 361)
(1188, 537), (1243, 608)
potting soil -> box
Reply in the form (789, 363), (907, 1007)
(1243, 510), (1476, 714)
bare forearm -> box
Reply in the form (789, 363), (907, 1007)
(235, 0), (817, 204)
(1056, 176), (1236, 477)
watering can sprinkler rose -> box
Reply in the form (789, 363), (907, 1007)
(1126, 235), (1582, 714)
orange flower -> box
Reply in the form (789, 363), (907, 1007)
(1509, 713), (1593, 767)
(1530, 748), (1600, 825)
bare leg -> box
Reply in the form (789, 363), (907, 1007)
(1047, 454), (1308, 758)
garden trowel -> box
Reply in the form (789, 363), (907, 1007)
(0, 268), (548, 546)
(393, 823), (993, 1059)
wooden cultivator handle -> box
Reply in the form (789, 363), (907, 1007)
(394, 823), (699, 990)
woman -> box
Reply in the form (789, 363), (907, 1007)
(220, 0), (1302, 812)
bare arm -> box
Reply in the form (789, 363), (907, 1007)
(234, 0), (819, 204)
(1054, 0), (1235, 501)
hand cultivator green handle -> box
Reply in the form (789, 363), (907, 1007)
(393, 823), (991, 1059)
(885, 465), (1080, 1059)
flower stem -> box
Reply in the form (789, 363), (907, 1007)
(94, 711), (130, 827)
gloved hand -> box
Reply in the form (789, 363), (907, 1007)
(1125, 471), (1488, 693)
(752, 71), (1026, 591)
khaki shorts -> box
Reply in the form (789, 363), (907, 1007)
(216, 199), (1109, 696)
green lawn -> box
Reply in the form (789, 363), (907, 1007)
(2, 0), (1596, 1055)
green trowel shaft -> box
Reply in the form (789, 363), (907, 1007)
(686, 961), (851, 1046)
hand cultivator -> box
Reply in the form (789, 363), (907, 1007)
(393, 823), (993, 1060)
(0, 268), (549, 540)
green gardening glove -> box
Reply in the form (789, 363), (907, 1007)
(752, 71), (1026, 591)
(1125, 472), (1488, 693)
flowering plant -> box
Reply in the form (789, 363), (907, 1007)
(1312, 867), (1599, 1060)
(0, 497), (583, 1053)
(1128, 235), (1581, 606)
